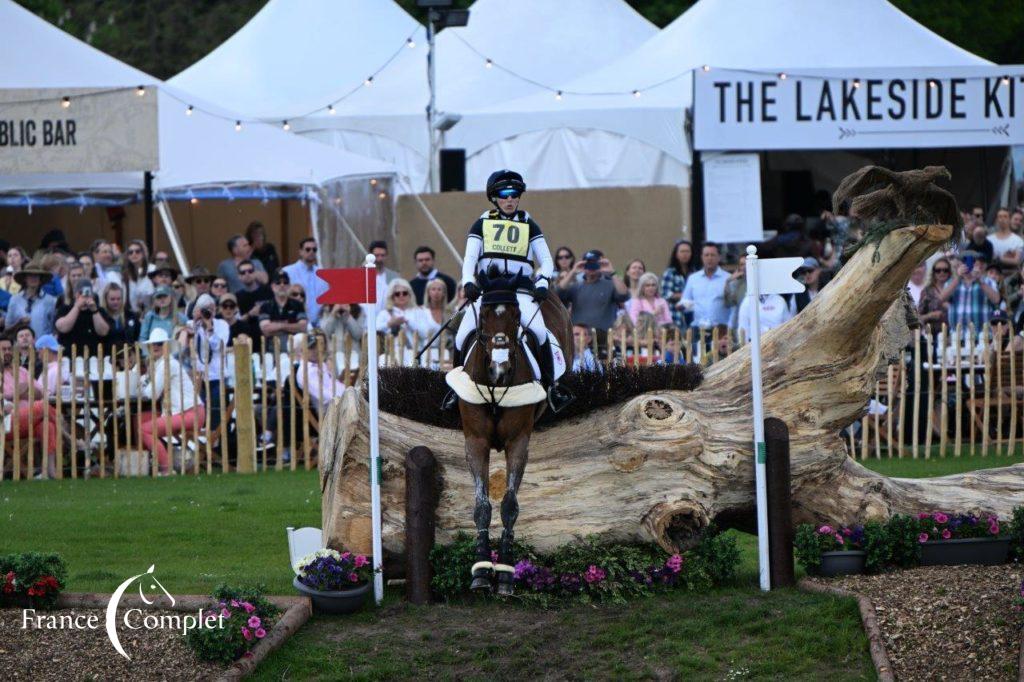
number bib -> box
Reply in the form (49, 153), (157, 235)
(481, 219), (529, 259)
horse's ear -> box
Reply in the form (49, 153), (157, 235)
(486, 263), (501, 280)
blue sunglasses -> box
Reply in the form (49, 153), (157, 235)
(496, 188), (521, 199)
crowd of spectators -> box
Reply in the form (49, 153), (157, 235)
(4, 201), (1024, 471)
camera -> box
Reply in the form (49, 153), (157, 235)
(201, 307), (213, 320)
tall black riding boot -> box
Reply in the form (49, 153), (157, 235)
(538, 339), (575, 413)
(441, 346), (463, 411)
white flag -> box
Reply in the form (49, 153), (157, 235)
(756, 257), (806, 295)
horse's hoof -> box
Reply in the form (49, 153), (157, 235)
(495, 580), (514, 596)
(470, 577), (492, 592)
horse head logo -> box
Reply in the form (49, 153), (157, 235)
(105, 565), (175, 660)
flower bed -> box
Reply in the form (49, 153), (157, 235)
(0, 552), (67, 609)
(430, 526), (740, 605)
(184, 584), (280, 664)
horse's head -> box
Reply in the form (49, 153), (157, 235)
(476, 274), (522, 385)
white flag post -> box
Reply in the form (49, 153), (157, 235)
(365, 253), (384, 605)
(744, 245), (805, 592)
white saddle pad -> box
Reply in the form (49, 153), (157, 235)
(445, 367), (546, 406)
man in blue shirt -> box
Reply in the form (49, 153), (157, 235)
(281, 237), (328, 324)
(680, 243), (731, 356)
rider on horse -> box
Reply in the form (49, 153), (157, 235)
(442, 169), (575, 412)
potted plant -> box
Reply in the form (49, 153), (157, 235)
(293, 549), (374, 614)
(795, 524), (868, 577)
(914, 512), (1010, 566)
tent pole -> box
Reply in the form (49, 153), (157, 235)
(144, 171), (155, 253)
(156, 200), (192, 275)
(693, 150), (705, 246)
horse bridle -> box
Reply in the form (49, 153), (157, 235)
(470, 299), (526, 409)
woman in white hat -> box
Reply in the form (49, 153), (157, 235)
(134, 327), (205, 475)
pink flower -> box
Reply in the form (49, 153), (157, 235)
(354, 555), (369, 568)
(989, 522), (1000, 535)
(817, 525), (833, 535)
(231, 599), (240, 607)
(340, 551), (351, 560)
(835, 534), (845, 545)
(583, 565), (606, 584)
(349, 572), (359, 582)
(933, 512), (949, 524)
(247, 616), (261, 628)
(491, 550), (499, 563)
(242, 602), (255, 614)
(841, 528), (853, 536)
(917, 512), (930, 520)
(220, 608), (231, 618)
(242, 627), (253, 641)
(941, 529), (952, 540)
(918, 532), (930, 543)
(255, 627), (267, 638)
(666, 554), (683, 574)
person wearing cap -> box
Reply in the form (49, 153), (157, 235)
(34, 334), (68, 398)
(54, 277), (111, 355)
(132, 328), (205, 475)
(1, 333), (64, 477)
(557, 250), (630, 354)
(258, 271), (307, 347)
(179, 292), (230, 430)
(281, 237), (329, 324)
(447, 169), (573, 411)
(4, 260), (58, 339)
(147, 260), (180, 290)
(295, 329), (345, 413)
(184, 266), (215, 319)
(789, 256), (830, 314)
(140, 285), (187, 344)
(216, 292), (258, 344)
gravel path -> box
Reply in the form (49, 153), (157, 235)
(811, 565), (1022, 681)
(0, 607), (223, 681)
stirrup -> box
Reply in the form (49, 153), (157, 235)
(441, 389), (459, 411)
(547, 385), (575, 414)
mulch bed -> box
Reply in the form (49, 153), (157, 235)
(808, 565), (1022, 681)
(0, 607), (221, 681)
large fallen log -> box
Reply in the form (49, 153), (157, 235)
(320, 190), (1024, 563)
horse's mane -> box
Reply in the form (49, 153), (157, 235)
(371, 364), (704, 431)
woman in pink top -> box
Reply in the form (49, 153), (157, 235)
(1, 335), (60, 477)
(627, 273), (673, 328)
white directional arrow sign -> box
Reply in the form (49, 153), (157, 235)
(745, 247), (805, 592)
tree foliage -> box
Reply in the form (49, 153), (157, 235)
(15, 0), (1024, 81)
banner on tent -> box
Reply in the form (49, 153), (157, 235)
(0, 87), (158, 174)
(694, 66), (1024, 151)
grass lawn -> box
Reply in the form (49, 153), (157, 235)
(2, 451), (1015, 679)
(860, 449), (1024, 478)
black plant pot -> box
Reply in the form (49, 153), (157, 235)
(819, 550), (866, 577)
(293, 576), (371, 615)
(920, 537), (1011, 566)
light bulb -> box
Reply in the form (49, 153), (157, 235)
(632, 90), (641, 98)
(364, 76), (373, 87)
(778, 72), (787, 80)
(928, 79), (937, 88)
(136, 85), (146, 97)
(190, 197), (199, 205)
(485, 59), (493, 69)
(328, 104), (336, 115)
(378, 191), (387, 200)
(555, 90), (563, 101)
(234, 120), (242, 131)
(61, 96), (71, 109)
(1002, 76), (1011, 85)
(407, 38), (416, 48)
(852, 79), (861, 89)
(702, 65), (710, 72)
(282, 120), (290, 131)
(185, 105), (194, 116)
(370, 178), (378, 186)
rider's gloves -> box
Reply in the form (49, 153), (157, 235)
(532, 285), (549, 303)
(464, 282), (482, 302)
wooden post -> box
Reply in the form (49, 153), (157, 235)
(259, 338), (269, 472)
(163, 350), (172, 474)
(996, 326), (1004, 455)
(219, 347), (229, 472)
(234, 342), (256, 473)
(274, 337), (284, 471)
(26, 347), (37, 477)
(911, 329), (921, 459)
(404, 446), (439, 605)
(982, 323), (991, 456)
(873, 377), (881, 460)
(121, 345), (133, 476)
(939, 324), (949, 458)
(70, 345), (80, 479)
(301, 340), (312, 470)
(1012, 344), (1019, 458)
(684, 328), (693, 364)
(288, 341), (297, 472)
(96, 345), (105, 477)
(55, 348), (64, 479)
(885, 364), (894, 458)
(924, 332), (934, 458)
(13, 347), (21, 480)
(897, 359), (907, 458)
(764, 418), (795, 589)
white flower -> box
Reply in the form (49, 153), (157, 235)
(293, 548), (342, 574)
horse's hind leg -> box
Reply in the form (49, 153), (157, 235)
(465, 435), (493, 592)
(496, 431), (530, 596)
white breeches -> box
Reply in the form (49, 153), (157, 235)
(455, 292), (547, 351)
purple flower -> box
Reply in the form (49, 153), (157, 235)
(989, 521), (1000, 535)
(583, 565), (606, 584)
(665, 554), (683, 574)
(817, 525), (833, 535)
(933, 512), (949, 524)
(513, 560), (534, 580)
(918, 532), (930, 543)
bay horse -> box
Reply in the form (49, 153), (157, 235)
(458, 274), (573, 595)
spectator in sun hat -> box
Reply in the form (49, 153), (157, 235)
(179, 292), (230, 431)
(184, 266), (215, 318)
(4, 259), (57, 339)
(147, 259), (180, 287)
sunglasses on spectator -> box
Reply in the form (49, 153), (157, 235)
(933, 267), (950, 273)
(496, 189), (520, 199)
(393, 291), (411, 298)
(238, 268), (255, 275)
(557, 254), (572, 260)
(193, 277), (214, 285)
(172, 284), (184, 290)
(220, 302), (237, 309)
(212, 281), (227, 289)
(303, 246), (318, 253)
(290, 293), (305, 300)
(127, 248), (143, 255)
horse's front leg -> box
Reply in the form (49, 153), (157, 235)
(465, 433), (493, 592)
(496, 427), (531, 596)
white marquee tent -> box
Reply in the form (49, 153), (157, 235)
(449, 0), (991, 192)
(0, 0), (395, 205)
(170, 0), (657, 193)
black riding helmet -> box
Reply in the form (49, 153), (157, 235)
(485, 169), (526, 202)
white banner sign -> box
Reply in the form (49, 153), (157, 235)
(0, 87), (159, 174)
(703, 153), (763, 243)
(694, 67), (1024, 151)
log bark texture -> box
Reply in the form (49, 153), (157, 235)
(320, 222), (1024, 561)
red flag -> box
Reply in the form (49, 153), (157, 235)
(316, 267), (376, 305)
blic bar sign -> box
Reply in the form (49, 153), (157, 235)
(693, 66), (1024, 151)
(0, 86), (158, 174)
